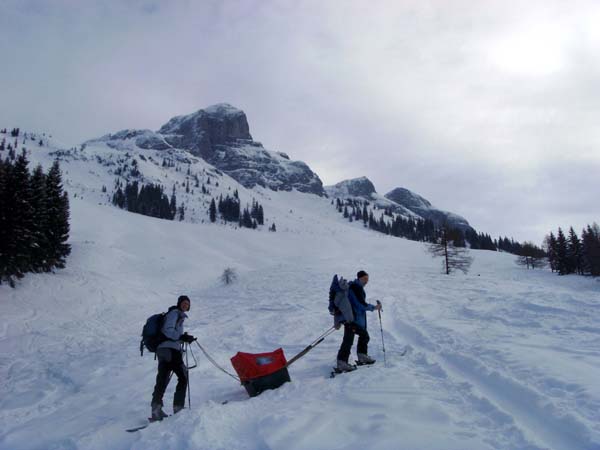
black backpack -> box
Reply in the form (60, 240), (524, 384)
(140, 311), (168, 356)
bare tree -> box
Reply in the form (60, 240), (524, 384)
(221, 267), (237, 285)
(428, 227), (473, 274)
(516, 242), (548, 270)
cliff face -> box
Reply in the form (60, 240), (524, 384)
(90, 104), (325, 196)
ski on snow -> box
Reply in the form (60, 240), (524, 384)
(329, 347), (408, 378)
(330, 360), (374, 378)
(126, 416), (171, 432)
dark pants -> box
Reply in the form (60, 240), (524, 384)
(151, 348), (188, 408)
(337, 323), (370, 362)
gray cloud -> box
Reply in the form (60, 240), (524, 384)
(1, 0), (598, 243)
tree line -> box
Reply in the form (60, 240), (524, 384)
(112, 180), (177, 220)
(210, 192), (267, 230)
(545, 225), (600, 276)
(0, 151), (71, 287)
(335, 198), (503, 250)
(333, 197), (547, 266)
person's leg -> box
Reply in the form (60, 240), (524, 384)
(356, 328), (370, 356)
(337, 323), (356, 362)
(171, 351), (188, 411)
(151, 349), (173, 418)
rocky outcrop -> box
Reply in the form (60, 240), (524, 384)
(158, 104), (252, 160)
(325, 177), (419, 219)
(385, 187), (472, 232)
(326, 177), (377, 198)
(88, 104), (325, 196)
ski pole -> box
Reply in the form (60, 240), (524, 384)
(376, 300), (387, 367)
(185, 342), (191, 409)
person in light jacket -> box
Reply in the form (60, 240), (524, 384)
(150, 295), (195, 420)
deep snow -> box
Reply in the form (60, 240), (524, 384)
(1, 139), (600, 450)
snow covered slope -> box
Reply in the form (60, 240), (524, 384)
(1, 134), (600, 450)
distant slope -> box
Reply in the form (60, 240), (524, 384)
(385, 187), (473, 232)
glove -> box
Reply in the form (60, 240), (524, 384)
(181, 333), (196, 343)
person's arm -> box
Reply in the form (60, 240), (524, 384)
(348, 288), (372, 313)
(161, 310), (182, 341)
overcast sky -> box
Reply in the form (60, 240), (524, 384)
(1, 0), (599, 244)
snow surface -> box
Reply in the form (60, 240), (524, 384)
(1, 136), (600, 450)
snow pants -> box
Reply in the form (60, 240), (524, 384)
(337, 323), (370, 362)
(151, 348), (188, 408)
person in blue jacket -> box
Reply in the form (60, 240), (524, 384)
(336, 270), (381, 371)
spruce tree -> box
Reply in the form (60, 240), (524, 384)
(209, 198), (217, 223)
(545, 232), (558, 272)
(45, 160), (71, 270)
(556, 228), (569, 275)
(29, 165), (49, 272)
(257, 205), (264, 225)
(582, 224), (600, 276)
(6, 151), (35, 278)
(567, 227), (583, 275)
(0, 159), (10, 284)
(169, 191), (177, 219)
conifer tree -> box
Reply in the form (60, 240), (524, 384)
(0, 158), (11, 284)
(6, 151), (35, 278)
(556, 228), (569, 275)
(209, 198), (217, 223)
(170, 191), (177, 219)
(257, 205), (264, 225)
(581, 224), (600, 276)
(45, 160), (71, 269)
(29, 165), (49, 272)
(544, 232), (558, 272)
(567, 227), (583, 275)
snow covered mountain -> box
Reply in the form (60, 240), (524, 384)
(87, 104), (325, 196)
(385, 187), (473, 232)
(325, 177), (471, 230)
(2, 125), (600, 450)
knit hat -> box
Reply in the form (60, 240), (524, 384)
(177, 295), (191, 309)
(357, 270), (368, 279)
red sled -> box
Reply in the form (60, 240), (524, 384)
(230, 348), (291, 397)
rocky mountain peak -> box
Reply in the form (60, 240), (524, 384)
(87, 104), (325, 196)
(157, 103), (253, 159)
(327, 176), (376, 198)
(385, 187), (472, 232)
(385, 187), (432, 210)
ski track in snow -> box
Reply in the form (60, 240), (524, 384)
(380, 269), (600, 450)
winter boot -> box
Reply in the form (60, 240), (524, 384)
(173, 404), (184, 414)
(151, 403), (168, 421)
(357, 353), (376, 365)
(336, 360), (357, 372)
